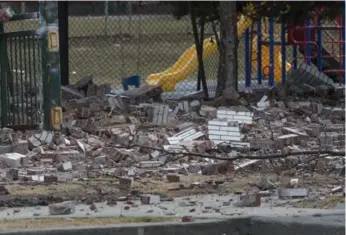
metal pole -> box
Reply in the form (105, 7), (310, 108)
(0, 22), (8, 126)
(58, 1), (69, 86)
(104, 1), (108, 36)
(128, 2), (132, 34)
(20, 2), (26, 14)
(305, 18), (312, 65)
(342, 14), (345, 84)
(257, 21), (262, 84)
(39, 1), (61, 131)
(268, 17), (274, 87)
(245, 29), (251, 87)
(316, 16), (323, 72)
(280, 20), (286, 84)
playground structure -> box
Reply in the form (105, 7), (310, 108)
(145, 13), (345, 92)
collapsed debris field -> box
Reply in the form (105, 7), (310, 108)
(0, 77), (345, 215)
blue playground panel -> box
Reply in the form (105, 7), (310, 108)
(122, 75), (141, 91)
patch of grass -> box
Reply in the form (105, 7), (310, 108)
(7, 183), (85, 197)
(4, 16), (337, 90)
(0, 216), (177, 230)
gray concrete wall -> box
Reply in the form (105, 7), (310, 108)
(1, 214), (344, 235)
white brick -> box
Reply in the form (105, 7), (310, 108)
(213, 141), (250, 148)
(226, 110), (236, 115)
(209, 130), (228, 136)
(217, 114), (228, 119)
(0, 153), (26, 168)
(209, 130), (241, 137)
(219, 126), (239, 132)
(233, 115), (253, 121)
(209, 135), (221, 140)
(184, 132), (204, 141)
(173, 128), (196, 138)
(166, 137), (181, 145)
(217, 110), (227, 115)
(220, 135), (241, 141)
(228, 132), (241, 137)
(208, 125), (220, 130)
(208, 120), (229, 126)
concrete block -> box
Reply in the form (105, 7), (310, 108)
(278, 188), (308, 199)
(237, 194), (261, 207)
(49, 201), (76, 215)
(178, 100), (189, 112)
(58, 162), (72, 172)
(36, 131), (54, 145)
(0, 153), (26, 168)
(28, 136), (41, 150)
(151, 104), (169, 125)
(140, 194), (161, 205)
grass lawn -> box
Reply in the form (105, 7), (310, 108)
(3, 15), (337, 90)
(0, 216), (178, 230)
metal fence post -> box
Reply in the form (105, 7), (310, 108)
(268, 17), (274, 87)
(244, 29), (251, 87)
(0, 22), (8, 126)
(342, 14), (345, 84)
(316, 17), (323, 72)
(104, 1), (109, 36)
(293, 44), (298, 69)
(39, 1), (61, 130)
(257, 21), (262, 84)
(280, 20), (286, 84)
(305, 18), (312, 65)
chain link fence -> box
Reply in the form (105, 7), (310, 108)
(3, 1), (343, 100)
(3, 1), (252, 98)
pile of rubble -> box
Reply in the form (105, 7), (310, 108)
(0, 76), (345, 212)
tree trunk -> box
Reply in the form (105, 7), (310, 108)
(189, 3), (209, 98)
(216, 1), (238, 97)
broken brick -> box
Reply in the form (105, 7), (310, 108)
(166, 174), (180, 182)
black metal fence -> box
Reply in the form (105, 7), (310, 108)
(3, 1), (258, 98)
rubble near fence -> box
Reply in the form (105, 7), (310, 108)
(0, 76), (345, 211)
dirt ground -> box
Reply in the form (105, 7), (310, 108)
(1, 172), (344, 209)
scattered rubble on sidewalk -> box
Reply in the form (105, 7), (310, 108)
(0, 76), (344, 209)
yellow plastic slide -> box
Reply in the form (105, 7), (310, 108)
(251, 36), (291, 83)
(146, 15), (291, 92)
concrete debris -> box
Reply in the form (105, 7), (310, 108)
(140, 194), (161, 205)
(234, 194), (261, 207)
(0, 79), (343, 210)
(48, 201), (76, 215)
(278, 188), (308, 199)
